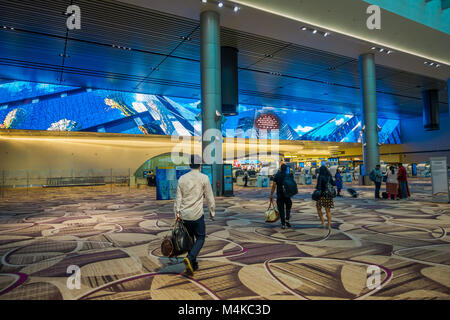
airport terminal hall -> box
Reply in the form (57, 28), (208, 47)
(1, 0), (450, 302)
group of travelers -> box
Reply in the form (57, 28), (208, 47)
(270, 164), (337, 230)
(370, 163), (410, 200)
(172, 156), (411, 276)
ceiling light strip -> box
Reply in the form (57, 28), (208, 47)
(231, 1), (449, 66)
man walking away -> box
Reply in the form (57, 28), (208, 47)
(174, 155), (215, 276)
(243, 170), (249, 187)
(370, 164), (383, 199)
(270, 164), (294, 230)
(397, 163), (410, 200)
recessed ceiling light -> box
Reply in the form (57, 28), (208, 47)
(312, 29), (317, 34)
(371, 47), (376, 50)
(301, 26), (307, 31)
(424, 61), (428, 64)
(435, 64), (440, 68)
(387, 50), (392, 54)
(429, 62), (434, 66)
(324, 32), (329, 37)
(379, 48), (384, 52)
(233, 6), (240, 12)
(201, 0), (207, 3)
(218, 2), (223, 7)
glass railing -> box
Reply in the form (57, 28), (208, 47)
(0, 168), (152, 200)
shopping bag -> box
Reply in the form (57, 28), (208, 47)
(264, 203), (279, 223)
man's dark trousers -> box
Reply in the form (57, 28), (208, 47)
(183, 215), (206, 268)
(277, 196), (292, 225)
(399, 181), (407, 199)
(375, 181), (381, 199)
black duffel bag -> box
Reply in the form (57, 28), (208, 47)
(161, 219), (193, 257)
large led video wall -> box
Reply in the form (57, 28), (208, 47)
(0, 80), (401, 144)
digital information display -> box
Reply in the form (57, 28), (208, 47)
(0, 80), (402, 144)
(223, 164), (233, 196)
(155, 167), (177, 200)
(430, 157), (449, 203)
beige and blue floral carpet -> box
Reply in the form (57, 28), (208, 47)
(0, 180), (449, 300)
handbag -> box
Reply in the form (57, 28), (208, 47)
(264, 202), (279, 223)
(161, 219), (193, 257)
(325, 176), (337, 198)
(312, 189), (322, 201)
(172, 219), (193, 254)
(161, 235), (176, 257)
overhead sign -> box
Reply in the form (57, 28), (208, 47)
(430, 157), (449, 203)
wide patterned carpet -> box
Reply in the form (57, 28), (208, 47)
(0, 179), (449, 300)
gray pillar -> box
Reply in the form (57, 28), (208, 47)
(448, 79), (450, 122)
(359, 53), (379, 182)
(422, 89), (440, 131)
(200, 10), (223, 196)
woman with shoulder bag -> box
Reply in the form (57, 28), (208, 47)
(315, 165), (336, 229)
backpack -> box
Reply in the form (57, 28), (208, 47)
(282, 173), (298, 198)
(369, 170), (376, 182)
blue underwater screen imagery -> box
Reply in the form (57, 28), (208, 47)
(0, 80), (401, 144)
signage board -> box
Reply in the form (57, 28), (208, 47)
(155, 167), (177, 200)
(430, 157), (449, 203)
(201, 164), (213, 185)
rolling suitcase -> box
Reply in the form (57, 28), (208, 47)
(347, 188), (358, 198)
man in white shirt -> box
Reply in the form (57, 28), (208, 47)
(174, 155), (215, 275)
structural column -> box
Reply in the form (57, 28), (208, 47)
(359, 53), (379, 183)
(422, 89), (440, 130)
(448, 79), (450, 122)
(200, 10), (223, 196)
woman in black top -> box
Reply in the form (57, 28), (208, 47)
(315, 166), (335, 229)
